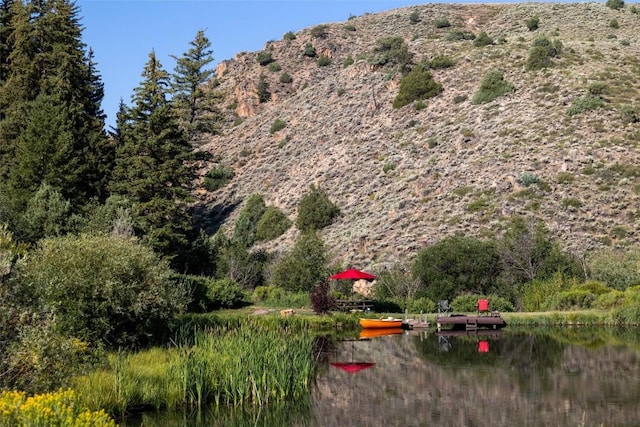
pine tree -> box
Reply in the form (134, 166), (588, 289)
(0, 0), (110, 224)
(0, 0), (34, 180)
(0, 0), (16, 84)
(171, 29), (220, 142)
(111, 51), (196, 265)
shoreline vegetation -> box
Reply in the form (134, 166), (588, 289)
(1, 308), (639, 426)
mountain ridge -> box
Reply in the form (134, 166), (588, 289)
(196, 2), (640, 270)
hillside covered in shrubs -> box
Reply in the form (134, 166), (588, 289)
(199, 1), (640, 271)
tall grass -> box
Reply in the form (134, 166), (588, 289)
(74, 318), (318, 416)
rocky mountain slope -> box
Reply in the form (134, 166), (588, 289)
(196, 2), (640, 270)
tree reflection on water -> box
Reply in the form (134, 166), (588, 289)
(312, 328), (640, 426)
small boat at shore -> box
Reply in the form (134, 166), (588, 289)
(359, 317), (404, 329)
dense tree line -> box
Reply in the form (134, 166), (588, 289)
(0, 0), (224, 392)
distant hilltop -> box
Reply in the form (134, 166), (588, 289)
(196, 2), (640, 268)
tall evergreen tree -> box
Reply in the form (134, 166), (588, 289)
(0, 0), (110, 229)
(0, 0), (34, 180)
(171, 29), (220, 142)
(111, 51), (196, 266)
(0, 0), (16, 84)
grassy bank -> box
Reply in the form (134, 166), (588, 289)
(74, 314), (355, 417)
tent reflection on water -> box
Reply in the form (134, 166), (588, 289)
(330, 362), (376, 374)
(330, 338), (375, 374)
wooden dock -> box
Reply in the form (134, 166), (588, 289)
(436, 313), (506, 331)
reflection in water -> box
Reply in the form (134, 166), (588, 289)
(121, 329), (640, 426)
(119, 400), (314, 427)
(313, 329), (640, 427)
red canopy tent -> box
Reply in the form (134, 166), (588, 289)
(329, 268), (376, 281)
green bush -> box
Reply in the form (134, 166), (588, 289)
(279, 72), (293, 84)
(283, 31), (296, 41)
(526, 46), (552, 70)
(606, 0), (624, 10)
(543, 289), (596, 310)
(612, 306), (640, 325)
(343, 24), (356, 32)
(471, 70), (514, 104)
(267, 62), (281, 72)
(206, 278), (246, 309)
(620, 104), (638, 124)
(567, 95), (605, 116)
(257, 74), (270, 103)
(526, 36), (562, 71)
(12, 234), (186, 348)
(393, 67), (443, 108)
(427, 54), (456, 69)
(571, 280), (612, 295)
(453, 95), (467, 104)
(593, 289), (626, 309)
(434, 18), (451, 28)
(343, 55), (354, 67)
(518, 273), (575, 311)
(310, 24), (328, 38)
(251, 286), (310, 308)
(521, 173), (540, 186)
(296, 185), (340, 232)
(233, 194), (267, 248)
(317, 55), (331, 67)
(451, 294), (514, 312)
(609, 18), (620, 29)
(526, 16), (540, 31)
(203, 165), (235, 191)
(473, 31), (493, 47)
(3, 318), (102, 393)
(19, 183), (70, 244)
(182, 274), (246, 311)
(257, 51), (274, 66)
(533, 35), (563, 57)
(412, 235), (501, 302)
(588, 82), (608, 96)
(588, 248), (640, 290)
(406, 297), (436, 313)
(445, 30), (475, 41)
(256, 206), (292, 241)
(269, 118), (287, 134)
(270, 231), (329, 293)
(303, 43), (317, 58)
(369, 36), (413, 70)
(409, 10), (421, 24)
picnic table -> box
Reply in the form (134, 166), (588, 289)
(335, 299), (374, 312)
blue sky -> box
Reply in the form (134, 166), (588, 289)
(77, 0), (429, 129)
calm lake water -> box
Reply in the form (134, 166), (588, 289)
(122, 327), (640, 426)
